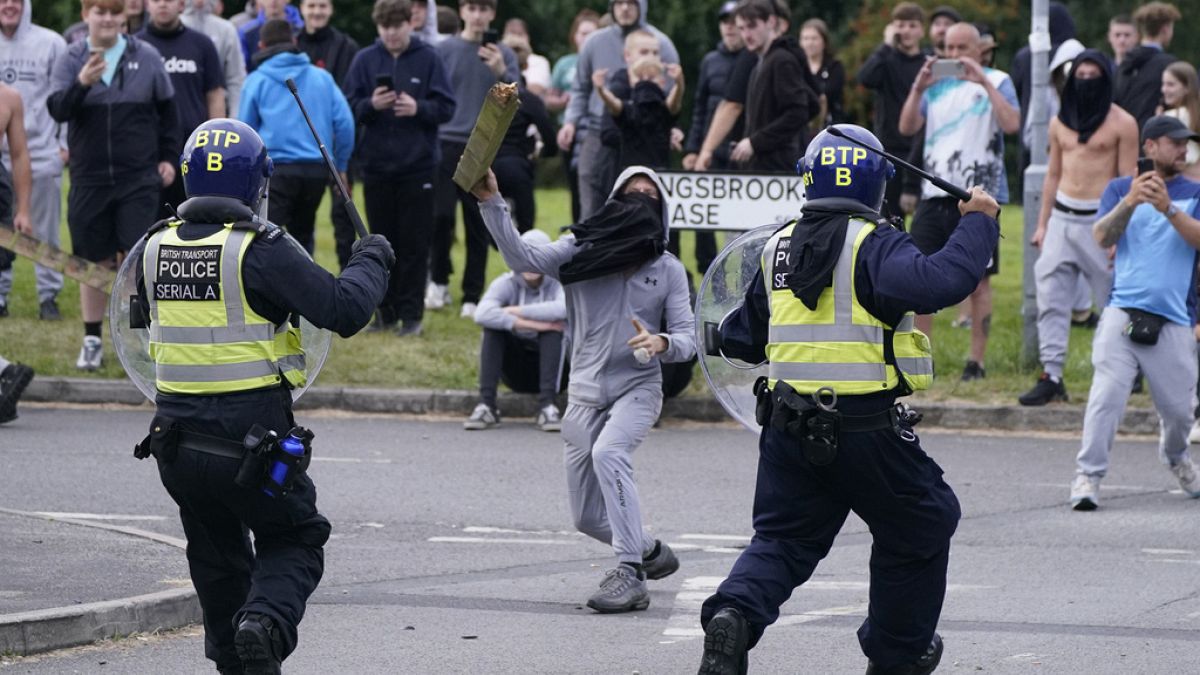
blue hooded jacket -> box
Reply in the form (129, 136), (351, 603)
(238, 48), (354, 171)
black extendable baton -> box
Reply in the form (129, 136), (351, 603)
(285, 78), (369, 239)
(824, 126), (973, 202)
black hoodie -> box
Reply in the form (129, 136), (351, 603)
(297, 25), (359, 86)
(1115, 44), (1177, 129)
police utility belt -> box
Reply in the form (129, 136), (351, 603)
(753, 377), (922, 466)
(134, 416), (314, 497)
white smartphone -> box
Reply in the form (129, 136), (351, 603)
(930, 59), (965, 80)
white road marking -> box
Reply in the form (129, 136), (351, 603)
(659, 576), (993, 643)
(1145, 559), (1200, 565)
(1142, 548), (1195, 556)
(462, 526), (581, 536)
(34, 512), (167, 521)
(428, 536), (577, 545)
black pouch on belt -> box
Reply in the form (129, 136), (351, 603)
(753, 376), (771, 426)
(235, 424), (276, 490)
(134, 415), (180, 463)
(1124, 308), (1166, 346)
(801, 409), (839, 466)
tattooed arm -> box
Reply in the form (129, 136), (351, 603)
(1094, 174), (1147, 248)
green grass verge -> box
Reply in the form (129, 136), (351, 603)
(0, 185), (1140, 406)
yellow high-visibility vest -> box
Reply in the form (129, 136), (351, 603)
(143, 221), (307, 395)
(762, 218), (932, 395)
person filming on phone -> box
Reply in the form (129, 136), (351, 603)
(1069, 114), (1200, 510)
(343, 0), (455, 336)
(429, 0), (519, 319)
(857, 2), (929, 222)
(898, 21), (1018, 382)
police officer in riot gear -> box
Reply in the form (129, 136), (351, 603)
(696, 124), (1000, 675)
(130, 119), (394, 674)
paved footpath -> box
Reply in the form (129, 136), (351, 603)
(3, 405), (1199, 672)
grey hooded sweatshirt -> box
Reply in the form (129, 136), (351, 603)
(479, 165), (696, 407)
(564, 0), (679, 132)
(0, 1), (66, 178)
(181, 0), (246, 115)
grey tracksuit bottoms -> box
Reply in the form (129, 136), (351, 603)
(1035, 194), (1112, 379)
(0, 174), (64, 304)
(1076, 306), (1198, 477)
(561, 384), (661, 564)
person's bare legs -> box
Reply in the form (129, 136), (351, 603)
(80, 284), (108, 323)
(916, 314), (934, 335)
(969, 278), (991, 365)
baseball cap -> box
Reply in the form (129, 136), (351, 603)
(1142, 115), (1200, 143)
(930, 5), (963, 23)
(717, 1), (737, 20)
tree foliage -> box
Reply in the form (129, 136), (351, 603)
(32, 0), (1200, 129)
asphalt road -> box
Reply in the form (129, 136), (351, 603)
(2, 405), (1198, 673)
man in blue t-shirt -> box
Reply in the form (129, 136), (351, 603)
(139, 0), (226, 216)
(1071, 115), (1200, 510)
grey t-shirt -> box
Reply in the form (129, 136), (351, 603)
(435, 35), (519, 144)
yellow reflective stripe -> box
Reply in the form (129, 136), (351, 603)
(157, 376), (281, 396)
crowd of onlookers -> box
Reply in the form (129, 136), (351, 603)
(5, 1), (1200, 444)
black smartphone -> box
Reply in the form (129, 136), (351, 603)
(375, 74), (394, 90)
(482, 28), (499, 46)
(1138, 157), (1154, 175)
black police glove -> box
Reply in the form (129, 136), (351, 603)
(351, 234), (396, 270)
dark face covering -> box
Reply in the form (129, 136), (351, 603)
(1058, 50), (1113, 144)
(558, 188), (665, 285)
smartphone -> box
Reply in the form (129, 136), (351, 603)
(374, 74), (394, 91)
(930, 59), (965, 80)
(482, 28), (499, 46)
(1137, 157), (1154, 175)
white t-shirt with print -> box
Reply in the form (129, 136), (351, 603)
(919, 68), (1018, 203)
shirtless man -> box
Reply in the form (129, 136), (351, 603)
(1021, 50), (1138, 406)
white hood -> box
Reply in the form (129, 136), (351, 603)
(606, 165), (671, 240)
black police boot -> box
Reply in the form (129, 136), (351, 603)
(864, 634), (943, 675)
(234, 614), (283, 675)
(1017, 373), (1068, 406)
(698, 607), (749, 675)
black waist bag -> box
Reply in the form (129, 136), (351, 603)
(1124, 308), (1167, 346)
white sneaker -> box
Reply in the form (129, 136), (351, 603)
(76, 335), (103, 371)
(425, 282), (448, 310)
(1189, 420), (1200, 444)
(460, 302), (477, 319)
(536, 404), (562, 432)
(1070, 473), (1100, 511)
(1169, 457), (1200, 498)
(463, 402), (499, 430)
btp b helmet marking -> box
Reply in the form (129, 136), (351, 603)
(180, 119), (274, 207)
(797, 124), (895, 211)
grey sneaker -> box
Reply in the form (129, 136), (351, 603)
(536, 404), (561, 432)
(643, 540), (679, 580)
(586, 565), (649, 613)
(1169, 457), (1200, 498)
(464, 403), (499, 430)
(1070, 473), (1100, 511)
(76, 335), (103, 371)
(395, 320), (423, 337)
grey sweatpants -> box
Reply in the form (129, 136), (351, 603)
(562, 384), (661, 564)
(1076, 306), (1197, 477)
(1035, 195), (1112, 379)
(0, 174), (64, 304)
(575, 130), (617, 222)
